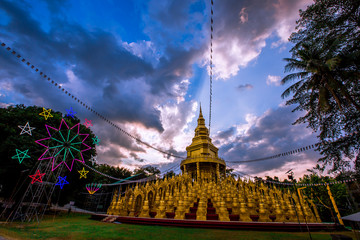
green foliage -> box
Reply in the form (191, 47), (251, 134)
(0, 105), (96, 204)
(162, 170), (176, 179)
(225, 168), (236, 178)
(298, 173), (354, 222)
(260, 172), (357, 222)
(133, 165), (160, 180)
(92, 164), (132, 184)
(282, 0), (360, 172)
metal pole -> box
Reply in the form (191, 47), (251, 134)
(286, 170), (303, 232)
(296, 186), (313, 240)
(291, 193), (303, 232)
(326, 185), (344, 226)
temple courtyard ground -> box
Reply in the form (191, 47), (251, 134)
(0, 213), (356, 240)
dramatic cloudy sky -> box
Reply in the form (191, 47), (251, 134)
(0, 0), (321, 180)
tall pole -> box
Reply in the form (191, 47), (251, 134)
(308, 194), (321, 223)
(287, 170), (302, 232)
(326, 185), (344, 226)
(296, 186), (313, 240)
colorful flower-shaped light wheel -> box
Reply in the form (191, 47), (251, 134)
(35, 119), (91, 171)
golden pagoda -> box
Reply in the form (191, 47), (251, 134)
(180, 106), (226, 182)
(107, 108), (321, 223)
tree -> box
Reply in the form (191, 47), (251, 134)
(298, 173), (354, 222)
(132, 166), (161, 180)
(0, 105), (138, 210)
(282, 0), (360, 172)
(91, 164), (132, 184)
(58, 163), (133, 207)
(0, 105), (99, 205)
(163, 170), (176, 179)
(225, 168), (237, 178)
(282, 42), (360, 113)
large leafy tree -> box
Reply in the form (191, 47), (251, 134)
(0, 105), (96, 204)
(0, 105), (133, 209)
(132, 166), (161, 180)
(282, 0), (360, 172)
(298, 173), (354, 222)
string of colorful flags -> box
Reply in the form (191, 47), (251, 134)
(226, 130), (359, 164)
(85, 168), (179, 190)
(263, 178), (357, 186)
(12, 108), (357, 194)
(5, 40), (359, 167)
(4, 40), (359, 196)
(80, 161), (125, 181)
(13, 110), (180, 194)
(3, 41), (181, 195)
(0, 41), (184, 159)
(11, 108), (152, 195)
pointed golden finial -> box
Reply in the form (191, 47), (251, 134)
(197, 102), (205, 127)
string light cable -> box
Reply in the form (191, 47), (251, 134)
(0, 41), (184, 159)
(226, 130), (359, 164)
(262, 178), (357, 186)
(225, 168), (357, 187)
(79, 159), (179, 185)
(31, 116), (179, 183)
(226, 143), (321, 164)
(79, 161), (137, 182)
(208, 0), (214, 134)
(3, 41), (358, 175)
(11, 116), (132, 184)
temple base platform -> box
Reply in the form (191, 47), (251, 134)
(91, 214), (341, 231)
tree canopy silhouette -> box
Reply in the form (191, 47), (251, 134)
(282, 0), (360, 172)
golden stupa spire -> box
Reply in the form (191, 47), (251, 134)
(197, 103), (206, 129)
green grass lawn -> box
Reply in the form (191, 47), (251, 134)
(0, 213), (356, 240)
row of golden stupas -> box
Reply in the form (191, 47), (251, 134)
(107, 107), (320, 223)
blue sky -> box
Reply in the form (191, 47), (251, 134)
(0, 0), (324, 179)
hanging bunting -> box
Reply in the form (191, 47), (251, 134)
(262, 178), (356, 187)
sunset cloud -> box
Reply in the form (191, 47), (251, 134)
(0, 0), (318, 177)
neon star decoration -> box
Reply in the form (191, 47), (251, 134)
(86, 183), (102, 194)
(55, 176), (69, 189)
(39, 107), (53, 120)
(35, 118), (91, 171)
(92, 136), (100, 145)
(65, 107), (77, 118)
(29, 170), (45, 184)
(12, 149), (31, 164)
(84, 118), (93, 128)
(78, 167), (89, 179)
(18, 122), (36, 135)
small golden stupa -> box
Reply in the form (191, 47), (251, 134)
(107, 107), (321, 223)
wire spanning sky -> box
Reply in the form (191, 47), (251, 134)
(0, 0), (322, 179)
